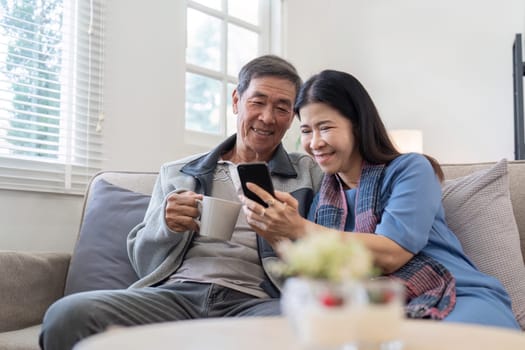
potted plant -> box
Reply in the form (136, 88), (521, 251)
(273, 232), (404, 348)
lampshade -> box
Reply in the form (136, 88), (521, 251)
(388, 129), (423, 153)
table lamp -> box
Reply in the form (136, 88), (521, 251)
(388, 129), (423, 153)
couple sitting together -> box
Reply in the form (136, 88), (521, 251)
(40, 55), (520, 350)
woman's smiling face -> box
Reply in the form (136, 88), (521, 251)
(299, 102), (362, 182)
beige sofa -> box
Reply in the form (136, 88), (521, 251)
(1, 160), (524, 350)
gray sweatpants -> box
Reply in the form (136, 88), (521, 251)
(39, 282), (280, 350)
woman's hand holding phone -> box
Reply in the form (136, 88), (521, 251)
(239, 181), (308, 249)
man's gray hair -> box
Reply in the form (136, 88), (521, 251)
(237, 55), (302, 96)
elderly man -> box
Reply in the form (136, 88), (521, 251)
(39, 54), (322, 350)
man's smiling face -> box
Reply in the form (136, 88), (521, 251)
(232, 76), (296, 162)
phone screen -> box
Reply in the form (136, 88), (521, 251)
(237, 162), (275, 207)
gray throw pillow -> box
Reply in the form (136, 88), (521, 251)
(64, 179), (150, 295)
(442, 159), (525, 330)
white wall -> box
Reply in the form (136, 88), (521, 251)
(283, 0), (525, 163)
(102, 0), (208, 172)
(0, 189), (83, 252)
(1, 0), (524, 252)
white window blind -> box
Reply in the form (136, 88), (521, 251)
(0, 0), (104, 194)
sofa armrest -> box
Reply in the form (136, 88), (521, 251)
(0, 251), (70, 332)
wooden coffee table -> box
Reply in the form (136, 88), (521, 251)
(74, 316), (525, 350)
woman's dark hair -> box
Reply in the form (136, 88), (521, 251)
(294, 70), (443, 181)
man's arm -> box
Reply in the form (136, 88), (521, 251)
(127, 164), (194, 278)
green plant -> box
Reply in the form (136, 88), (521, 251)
(271, 231), (376, 282)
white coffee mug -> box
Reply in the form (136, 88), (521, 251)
(196, 196), (242, 240)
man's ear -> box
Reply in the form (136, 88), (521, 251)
(232, 88), (239, 115)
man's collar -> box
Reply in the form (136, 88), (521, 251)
(181, 134), (297, 178)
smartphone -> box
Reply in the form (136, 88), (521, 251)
(237, 162), (275, 207)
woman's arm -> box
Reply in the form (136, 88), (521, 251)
(300, 219), (414, 274)
(242, 154), (440, 274)
(346, 232), (414, 274)
(241, 187), (413, 273)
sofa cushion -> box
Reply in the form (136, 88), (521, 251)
(64, 179), (150, 295)
(442, 159), (525, 329)
(0, 252), (69, 333)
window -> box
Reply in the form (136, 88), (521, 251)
(0, 0), (105, 194)
(185, 0), (275, 146)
